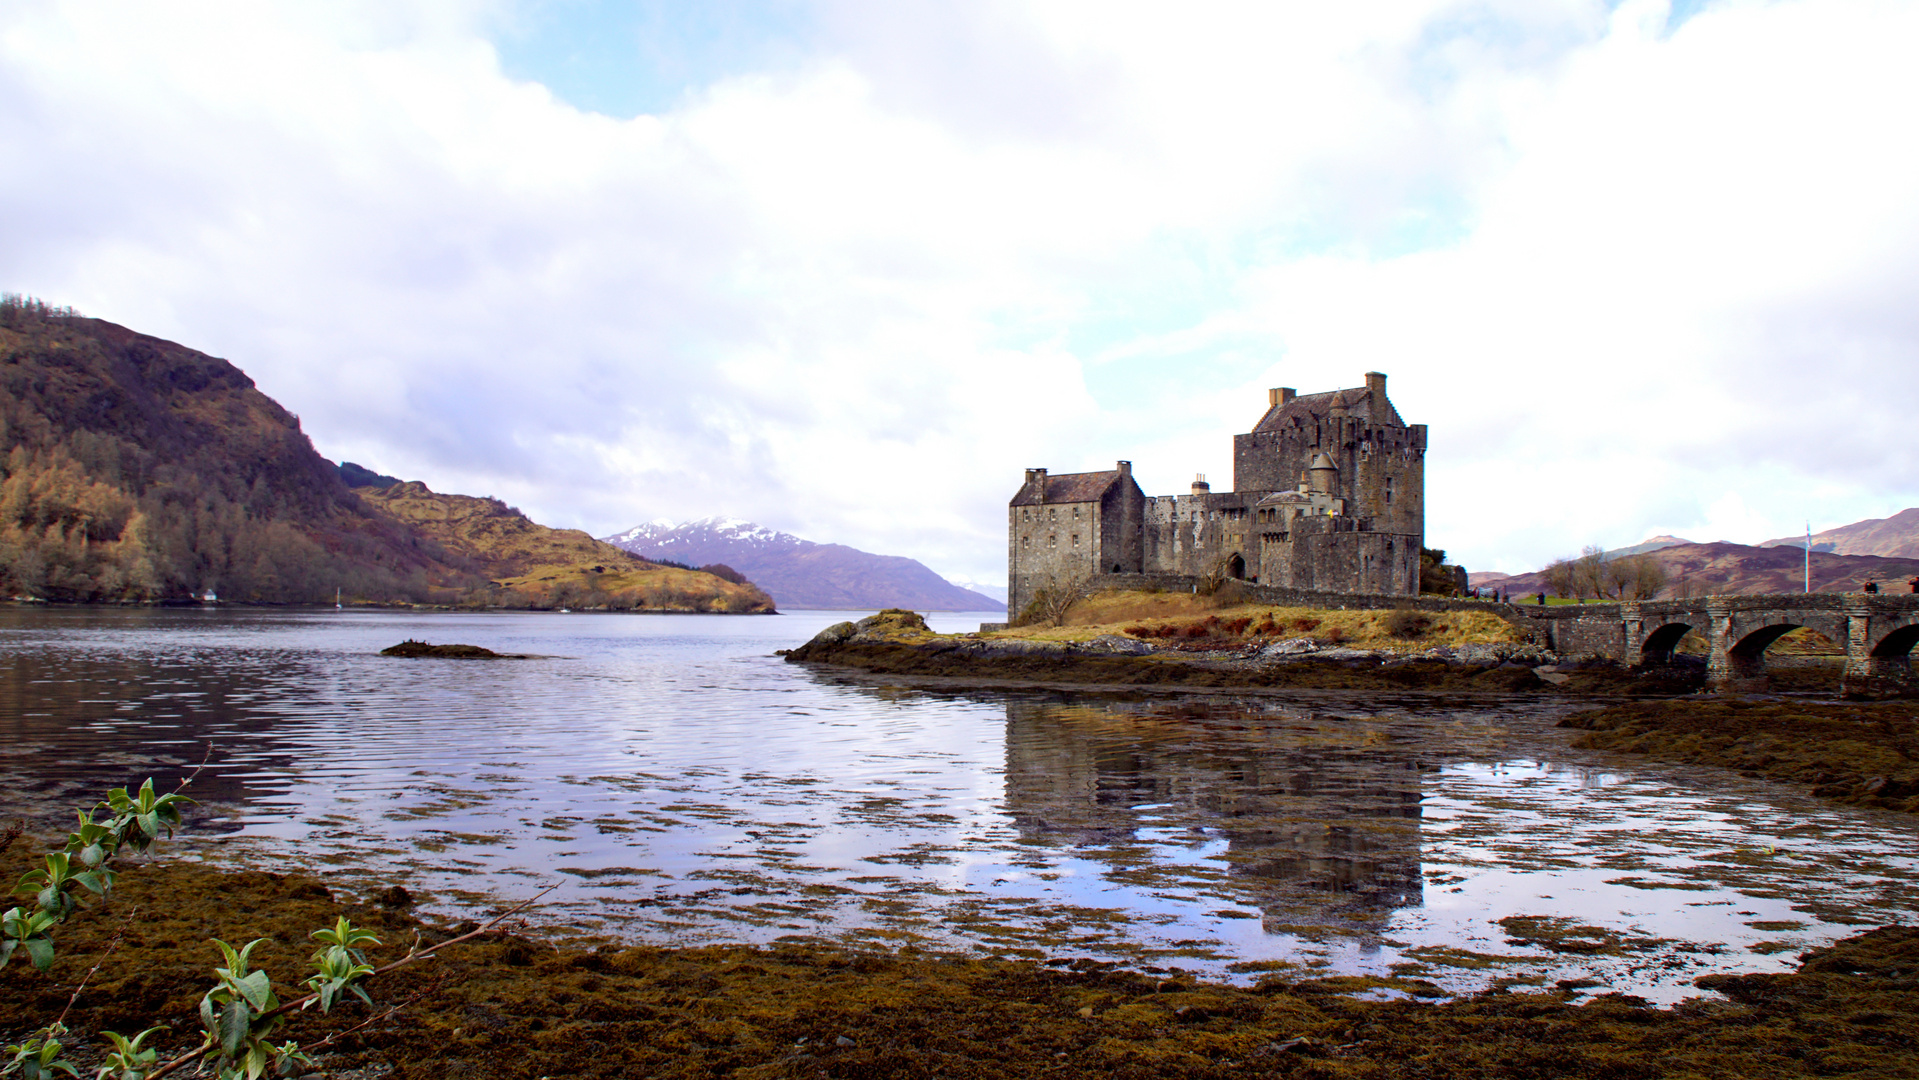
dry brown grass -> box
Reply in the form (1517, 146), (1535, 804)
(357, 483), (775, 611)
(984, 589), (1524, 652)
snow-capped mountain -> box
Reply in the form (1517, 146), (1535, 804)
(600, 518), (1004, 612)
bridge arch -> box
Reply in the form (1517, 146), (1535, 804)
(1638, 622), (1694, 664)
(1870, 623), (1919, 659)
(1227, 553), (1246, 580)
(1729, 623), (1806, 660)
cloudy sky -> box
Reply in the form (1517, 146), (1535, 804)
(4, 0), (1916, 593)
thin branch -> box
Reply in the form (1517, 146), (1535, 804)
(171, 743), (215, 796)
(143, 883), (559, 1080)
(299, 973), (451, 1055)
(53, 908), (135, 1027)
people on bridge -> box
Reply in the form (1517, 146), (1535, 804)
(1863, 580), (1880, 594)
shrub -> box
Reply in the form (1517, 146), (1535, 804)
(1382, 607), (1430, 639)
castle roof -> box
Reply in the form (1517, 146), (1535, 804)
(1009, 469), (1128, 506)
(1251, 386), (1404, 432)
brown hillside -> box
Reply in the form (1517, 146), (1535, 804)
(356, 483), (776, 612)
(0, 296), (480, 603)
(1489, 541), (1919, 600)
(1762, 507), (1919, 559)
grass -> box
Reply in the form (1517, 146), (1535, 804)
(985, 590), (1525, 652)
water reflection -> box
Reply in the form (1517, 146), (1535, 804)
(1002, 700), (1423, 936)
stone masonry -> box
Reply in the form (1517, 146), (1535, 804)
(1008, 374), (1426, 616)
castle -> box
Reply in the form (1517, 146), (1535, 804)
(1008, 372), (1426, 616)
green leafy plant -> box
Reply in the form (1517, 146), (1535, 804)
(302, 917), (379, 1013)
(0, 1023), (77, 1080)
(96, 1028), (164, 1080)
(199, 937), (288, 1079)
(0, 906), (60, 971)
(4, 776), (550, 1080)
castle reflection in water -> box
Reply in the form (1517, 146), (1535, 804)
(1001, 698), (1427, 936)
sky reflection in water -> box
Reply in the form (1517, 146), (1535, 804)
(2, 606), (1915, 1003)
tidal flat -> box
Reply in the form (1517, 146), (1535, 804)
(3, 606), (1918, 1074)
(1, 860), (1915, 1079)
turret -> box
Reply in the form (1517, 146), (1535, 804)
(1307, 452), (1338, 494)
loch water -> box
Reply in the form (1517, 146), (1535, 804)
(2, 605), (1915, 1003)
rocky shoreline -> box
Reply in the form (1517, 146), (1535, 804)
(783, 610), (1710, 695)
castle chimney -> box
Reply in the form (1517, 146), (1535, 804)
(1364, 372), (1386, 399)
(1268, 387), (1296, 408)
(1191, 473), (1210, 495)
(1117, 460), (1131, 477)
(1027, 467), (1048, 502)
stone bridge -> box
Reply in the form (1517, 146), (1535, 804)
(1075, 573), (1919, 696)
(1532, 593), (1919, 695)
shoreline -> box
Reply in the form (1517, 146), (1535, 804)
(3, 856), (1914, 1079)
(782, 610), (1720, 696)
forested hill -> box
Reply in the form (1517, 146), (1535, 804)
(0, 296), (768, 610)
(0, 296), (479, 602)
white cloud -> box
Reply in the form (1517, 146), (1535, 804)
(2, 0), (1915, 584)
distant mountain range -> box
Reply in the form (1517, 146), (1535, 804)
(1470, 510), (1919, 598)
(603, 518), (1003, 611)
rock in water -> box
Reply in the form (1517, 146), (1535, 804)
(380, 640), (504, 658)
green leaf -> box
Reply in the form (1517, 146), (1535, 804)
(235, 970), (273, 1013)
(24, 937), (54, 971)
(215, 997), (250, 1058)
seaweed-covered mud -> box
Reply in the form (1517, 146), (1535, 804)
(784, 610), (1702, 695)
(2, 859), (1916, 1079)
(1560, 699), (1919, 813)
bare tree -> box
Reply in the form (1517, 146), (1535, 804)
(1572, 544), (1606, 599)
(1622, 554), (1668, 600)
(1543, 558), (1576, 599)
(1020, 573), (1088, 628)
(1197, 553), (1236, 598)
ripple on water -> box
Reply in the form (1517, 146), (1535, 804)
(2, 605), (1916, 1003)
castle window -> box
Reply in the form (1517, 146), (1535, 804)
(1071, 534), (1079, 547)
(1048, 535), (1057, 548)
(1022, 509), (1030, 521)
(1049, 508), (1057, 521)
(1021, 536), (1029, 549)
(1386, 477), (1393, 505)
(1072, 506), (1079, 519)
